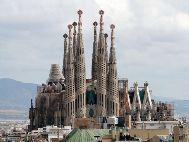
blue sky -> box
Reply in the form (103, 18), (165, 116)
(0, 0), (189, 99)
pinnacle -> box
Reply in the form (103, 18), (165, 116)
(99, 10), (104, 15)
(93, 21), (98, 26)
(104, 33), (108, 38)
(110, 24), (115, 29)
(72, 22), (77, 26)
(144, 81), (149, 87)
(78, 10), (83, 16)
(63, 33), (68, 38)
(134, 82), (138, 86)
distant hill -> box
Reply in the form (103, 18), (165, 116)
(0, 78), (37, 120)
(0, 78), (188, 120)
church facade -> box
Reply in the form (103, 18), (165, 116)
(29, 10), (174, 131)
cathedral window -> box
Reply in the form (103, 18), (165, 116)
(83, 93), (85, 106)
(73, 101), (74, 114)
(102, 94), (103, 106)
(115, 103), (117, 115)
(75, 99), (77, 111)
(99, 94), (101, 105)
(78, 95), (79, 109)
(80, 95), (82, 108)
(113, 102), (114, 114)
(68, 103), (69, 116)
(70, 102), (72, 115)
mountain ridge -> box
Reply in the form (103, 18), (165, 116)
(0, 78), (188, 120)
(0, 78), (37, 120)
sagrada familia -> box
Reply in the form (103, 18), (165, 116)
(29, 10), (174, 131)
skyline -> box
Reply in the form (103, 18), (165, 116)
(0, 0), (189, 99)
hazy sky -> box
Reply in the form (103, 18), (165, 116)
(0, 0), (189, 99)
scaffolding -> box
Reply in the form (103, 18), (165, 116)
(151, 101), (175, 121)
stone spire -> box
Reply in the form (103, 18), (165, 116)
(75, 10), (86, 118)
(99, 10), (104, 32)
(92, 21), (98, 81)
(29, 99), (34, 131)
(143, 81), (152, 110)
(97, 10), (107, 116)
(78, 10), (83, 33)
(132, 82), (141, 121)
(72, 22), (77, 60)
(67, 25), (74, 65)
(64, 24), (75, 125)
(143, 81), (152, 121)
(133, 82), (141, 110)
(63, 33), (68, 77)
(107, 24), (119, 116)
(72, 22), (77, 92)
(31, 99), (33, 108)
(104, 33), (109, 74)
(109, 24), (116, 64)
(124, 81), (131, 113)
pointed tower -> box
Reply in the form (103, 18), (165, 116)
(64, 24), (75, 125)
(124, 80), (131, 114)
(75, 10), (87, 118)
(143, 81), (152, 110)
(132, 82), (141, 121)
(104, 33), (109, 115)
(72, 22), (78, 88)
(96, 10), (107, 116)
(107, 24), (119, 116)
(29, 99), (35, 131)
(143, 81), (152, 121)
(92, 21), (98, 81)
(72, 22), (77, 61)
(62, 34), (68, 77)
(123, 80), (132, 128)
(104, 33), (109, 74)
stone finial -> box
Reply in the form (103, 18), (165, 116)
(93, 21), (98, 27)
(99, 10), (104, 15)
(63, 33), (68, 38)
(78, 9), (83, 16)
(144, 81), (149, 87)
(134, 82), (138, 87)
(104, 33), (108, 38)
(110, 24), (115, 30)
(73, 22), (77, 26)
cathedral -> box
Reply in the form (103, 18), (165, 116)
(29, 10), (174, 131)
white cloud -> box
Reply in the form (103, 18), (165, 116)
(176, 12), (189, 30)
(0, 0), (189, 99)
